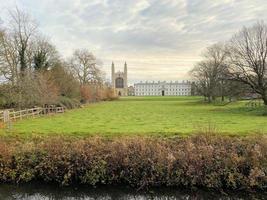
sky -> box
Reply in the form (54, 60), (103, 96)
(0, 0), (267, 84)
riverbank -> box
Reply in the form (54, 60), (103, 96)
(0, 134), (266, 192)
(1, 182), (266, 200)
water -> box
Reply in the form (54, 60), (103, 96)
(0, 183), (266, 200)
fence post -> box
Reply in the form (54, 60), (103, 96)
(3, 110), (10, 123)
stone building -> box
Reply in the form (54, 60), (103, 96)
(128, 86), (135, 96)
(134, 81), (191, 96)
(111, 62), (128, 96)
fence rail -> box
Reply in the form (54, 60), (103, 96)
(245, 99), (263, 107)
(0, 113), (3, 121)
(0, 106), (65, 123)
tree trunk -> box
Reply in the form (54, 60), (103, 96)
(263, 95), (267, 106)
(208, 96), (211, 103)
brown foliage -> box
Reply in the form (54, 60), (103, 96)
(80, 85), (96, 103)
(36, 72), (60, 105)
(80, 84), (117, 103)
(0, 135), (266, 191)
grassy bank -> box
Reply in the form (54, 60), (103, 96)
(0, 134), (266, 191)
(8, 96), (267, 137)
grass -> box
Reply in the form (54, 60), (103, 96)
(4, 96), (267, 137)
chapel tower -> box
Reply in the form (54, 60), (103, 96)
(111, 62), (128, 96)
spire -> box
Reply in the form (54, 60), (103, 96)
(111, 61), (115, 71)
(124, 61), (127, 72)
(124, 61), (128, 88)
(111, 61), (115, 88)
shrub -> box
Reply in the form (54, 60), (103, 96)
(80, 85), (97, 103)
(0, 135), (266, 191)
(80, 84), (118, 103)
(57, 96), (81, 109)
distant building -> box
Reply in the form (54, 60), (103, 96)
(111, 62), (128, 96)
(134, 81), (191, 96)
(128, 86), (135, 96)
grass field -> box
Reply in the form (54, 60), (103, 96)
(6, 96), (267, 137)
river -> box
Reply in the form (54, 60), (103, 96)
(0, 183), (266, 200)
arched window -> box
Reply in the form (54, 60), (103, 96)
(115, 77), (124, 88)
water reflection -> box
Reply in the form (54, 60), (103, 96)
(0, 183), (265, 200)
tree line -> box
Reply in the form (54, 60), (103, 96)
(0, 8), (116, 109)
(191, 22), (267, 105)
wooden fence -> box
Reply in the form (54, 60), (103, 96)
(245, 99), (263, 107)
(0, 106), (65, 124)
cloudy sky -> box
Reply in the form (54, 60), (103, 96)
(1, 0), (267, 84)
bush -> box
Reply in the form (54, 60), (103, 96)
(57, 96), (81, 109)
(80, 84), (118, 103)
(80, 85), (97, 103)
(0, 84), (19, 108)
(0, 135), (266, 191)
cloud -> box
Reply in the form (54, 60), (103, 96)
(0, 0), (267, 83)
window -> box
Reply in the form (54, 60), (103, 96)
(115, 78), (124, 88)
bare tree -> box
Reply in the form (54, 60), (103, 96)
(191, 61), (212, 102)
(190, 43), (228, 102)
(205, 43), (229, 101)
(0, 8), (37, 84)
(0, 30), (20, 85)
(227, 22), (267, 105)
(69, 49), (102, 85)
(8, 7), (38, 74)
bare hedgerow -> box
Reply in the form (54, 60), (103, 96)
(0, 134), (266, 191)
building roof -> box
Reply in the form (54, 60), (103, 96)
(134, 81), (191, 86)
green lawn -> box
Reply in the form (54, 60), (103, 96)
(6, 96), (267, 137)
